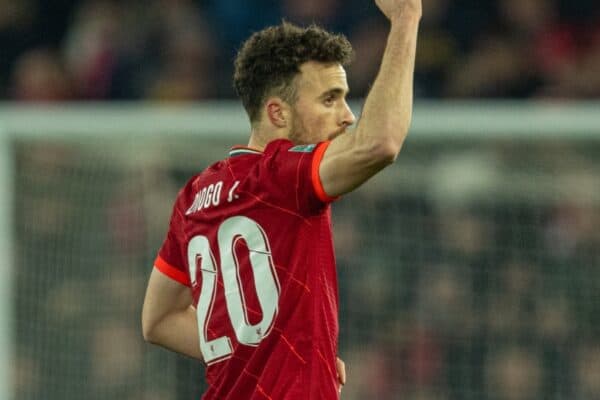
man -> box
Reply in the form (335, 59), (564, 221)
(142, 0), (421, 398)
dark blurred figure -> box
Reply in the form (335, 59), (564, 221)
(573, 342), (600, 400)
(144, 0), (218, 101)
(346, 15), (388, 98)
(0, 0), (38, 97)
(444, 0), (553, 97)
(485, 347), (542, 400)
(62, 0), (123, 99)
(9, 48), (75, 101)
(2, 0), (600, 100)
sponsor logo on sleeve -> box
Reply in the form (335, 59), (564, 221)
(289, 144), (317, 153)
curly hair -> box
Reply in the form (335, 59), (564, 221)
(233, 21), (354, 123)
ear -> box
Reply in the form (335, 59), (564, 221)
(265, 98), (289, 128)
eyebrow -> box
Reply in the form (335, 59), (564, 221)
(319, 87), (349, 99)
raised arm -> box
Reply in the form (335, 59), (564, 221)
(142, 268), (203, 361)
(319, 0), (422, 196)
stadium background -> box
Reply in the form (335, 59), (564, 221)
(1, 0), (599, 399)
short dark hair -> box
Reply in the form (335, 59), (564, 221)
(233, 21), (354, 123)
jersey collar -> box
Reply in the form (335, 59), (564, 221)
(228, 146), (263, 157)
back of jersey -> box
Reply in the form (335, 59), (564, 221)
(155, 139), (341, 400)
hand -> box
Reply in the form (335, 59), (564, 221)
(375, 0), (422, 20)
(336, 357), (346, 393)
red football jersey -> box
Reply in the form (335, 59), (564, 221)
(154, 139), (341, 399)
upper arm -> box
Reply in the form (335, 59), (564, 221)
(318, 131), (397, 198)
(142, 267), (193, 338)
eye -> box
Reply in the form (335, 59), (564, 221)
(323, 95), (335, 106)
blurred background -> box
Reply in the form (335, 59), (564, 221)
(2, 0), (600, 101)
(1, 0), (599, 400)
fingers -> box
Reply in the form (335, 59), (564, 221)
(336, 357), (346, 392)
(375, 0), (423, 21)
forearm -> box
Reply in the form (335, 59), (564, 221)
(145, 306), (203, 361)
(356, 11), (421, 152)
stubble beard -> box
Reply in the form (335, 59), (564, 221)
(288, 110), (310, 145)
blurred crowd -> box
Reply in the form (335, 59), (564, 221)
(2, 0), (600, 102)
(12, 138), (600, 400)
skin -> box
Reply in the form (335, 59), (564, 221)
(141, 61), (354, 389)
(143, 0), (422, 395)
(142, 270), (201, 359)
(248, 61), (356, 149)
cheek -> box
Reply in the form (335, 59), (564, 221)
(308, 109), (335, 133)
(292, 104), (336, 142)
(306, 116), (330, 142)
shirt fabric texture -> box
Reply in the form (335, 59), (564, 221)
(155, 139), (340, 400)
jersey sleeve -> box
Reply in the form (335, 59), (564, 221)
(261, 139), (338, 214)
(154, 201), (191, 286)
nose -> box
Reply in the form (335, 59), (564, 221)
(341, 101), (356, 127)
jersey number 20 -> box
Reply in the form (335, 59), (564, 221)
(187, 216), (280, 364)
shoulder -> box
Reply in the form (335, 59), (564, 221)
(172, 160), (225, 211)
(260, 139), (336, 205)
(263, 139), (327, 158)
(263, 138), (294, 154)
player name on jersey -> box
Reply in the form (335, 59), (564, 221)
(185, 180), (240, 215)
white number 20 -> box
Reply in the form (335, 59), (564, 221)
(187, 216), (280, 364)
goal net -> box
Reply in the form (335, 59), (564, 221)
(1, 102), (599, 400)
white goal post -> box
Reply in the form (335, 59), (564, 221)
(0, 100), (599, 138)
(0, 128), (12, 400)
(0, 100), (599, 399)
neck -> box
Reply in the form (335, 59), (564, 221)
(247, 131), (267, 151)
(248, 125), (289, 151)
